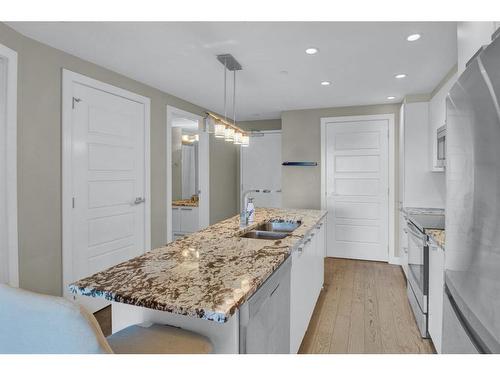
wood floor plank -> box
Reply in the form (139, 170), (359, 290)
(347, 260), (365, 353)
(374, 262), (401, 353)
(329, 259), (355, 353)
(363, 262), (383, 353)
(299, 258), (435, 354)
(309, 258), (344, 353)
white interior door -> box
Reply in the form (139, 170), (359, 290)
(325, 120), (389, 261)
(241, 132), (282, 208)
(65, 74), (149, 312)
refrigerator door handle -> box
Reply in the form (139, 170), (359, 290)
(445, 284), (489, 354)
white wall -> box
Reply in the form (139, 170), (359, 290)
(457, 22), (498, 75)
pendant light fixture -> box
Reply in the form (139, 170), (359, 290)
(234, 131), (243, 145)
(214, 120), (226, 138)
(224, 127), (235, 142)
(206, 53), (249, 147)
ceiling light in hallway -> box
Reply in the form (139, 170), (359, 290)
(407, 34), (421, 42)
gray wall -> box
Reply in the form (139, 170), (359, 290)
(0, 23), (236, 296)
(281, 104), (401, 209)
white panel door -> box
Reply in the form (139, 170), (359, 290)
(241, 132), (282, 208)
(71, 82), (147, 312)
(325, 120), (389, 261)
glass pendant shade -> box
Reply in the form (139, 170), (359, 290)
(214, 121), (226, 138)
(225, 127), (235, 142)
(241, 135), (250, 147)
(233, 131), (243, 145)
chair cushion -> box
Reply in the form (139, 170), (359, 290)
(107, 324), (213, 354)
(0, 284), (112, 354)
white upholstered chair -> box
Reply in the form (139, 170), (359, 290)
(0, 284), (213, 354)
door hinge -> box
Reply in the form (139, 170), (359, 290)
(72, 97), (82, 109)
(72, 197), (75, 208)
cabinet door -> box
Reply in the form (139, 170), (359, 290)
(316, 219), (326, 287)
(428, 244), (445, 353)
(400, 212), (409, 278)
(290, 246), (306, 353)
(180, 207), (198, 233)
(172, 207), (181, 233)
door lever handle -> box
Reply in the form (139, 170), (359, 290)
(134, 197), (145, 205)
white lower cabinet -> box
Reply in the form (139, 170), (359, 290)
(428, 243), (445, 353)
(290, 217), (326, 353)
(172, 206), (199, 239)
(400, 212), (409, 278)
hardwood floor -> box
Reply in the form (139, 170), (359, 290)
(299, 258), (435, 354)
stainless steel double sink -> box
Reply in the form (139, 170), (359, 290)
(240, 220), (302, 240)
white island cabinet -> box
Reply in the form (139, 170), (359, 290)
(290, 216), (327, 353)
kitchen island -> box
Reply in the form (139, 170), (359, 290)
(70, 208), (327, 353)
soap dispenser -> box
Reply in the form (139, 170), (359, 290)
(246, 197), (255, 225)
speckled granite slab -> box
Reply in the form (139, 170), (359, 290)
(426, 229), (445, 249)
(70, 208), (326, 323)
(172, 199), (199, 207)
(401, 206), (445, 216)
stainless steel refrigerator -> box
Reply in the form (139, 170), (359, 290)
(444, 31), (500, 353)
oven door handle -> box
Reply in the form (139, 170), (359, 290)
(406, 220), (427, 242)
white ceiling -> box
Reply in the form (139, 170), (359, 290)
(8, 22), (457, 120)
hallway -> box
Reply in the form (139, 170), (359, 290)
(299, 258), (435, 353)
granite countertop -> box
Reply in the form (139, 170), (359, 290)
(172, 199), (199, 207)
(401, 206), (445, 216)
(70, 208), (327, 323)
(425, 229), (445, 249)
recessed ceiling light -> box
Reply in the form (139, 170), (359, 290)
(321, 81), (331, 86)
(395, 73), (407, 79)
(387, 96), (396, 100)
(305, 47), (319, 55)
(407, 34), (421, 42)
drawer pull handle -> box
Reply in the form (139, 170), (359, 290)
(270, 283), (280, 297)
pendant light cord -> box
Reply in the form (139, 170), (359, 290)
(223, 57), (227, 121)
(233, 70), (236, 126)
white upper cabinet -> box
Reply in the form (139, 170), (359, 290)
(400, 101), (445, 208)
(429, 70), (457, 172)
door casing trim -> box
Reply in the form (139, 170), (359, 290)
(0, 43), (18, 286)
(166, 105), (208, 243)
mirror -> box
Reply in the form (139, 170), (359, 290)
(172, 117), (199, 205)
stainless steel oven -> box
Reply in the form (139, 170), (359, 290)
(436, 125), (446, 168)
(405, 218), (429, 338)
